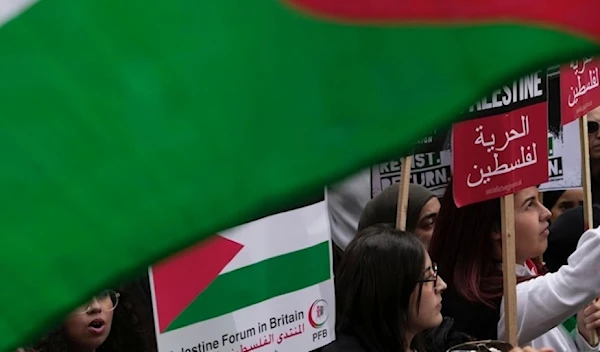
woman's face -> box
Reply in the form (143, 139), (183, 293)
(549, 188), (584, 223)
(414, 197), (441, 249)
(63, 292), (115, 351)
(513, 187), (552, 264)
(408, 253), (447, 334)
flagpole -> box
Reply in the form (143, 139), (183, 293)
(501, 195), (518, 347)
(579, 114), (599, 345)
(396, 156), (412, 231)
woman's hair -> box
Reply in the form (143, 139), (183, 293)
(32, 276), (157, 352)
(335, 224), (426, 351)
(429, 184), (543, 309)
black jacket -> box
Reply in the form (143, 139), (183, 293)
(321, 318), (472, 352)
(545, 204), (600, 272)
(321, 332), (378, 352)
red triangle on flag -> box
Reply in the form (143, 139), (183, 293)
(151, 235), (244, 332)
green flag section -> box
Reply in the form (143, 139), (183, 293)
(150, 201), (334, 352)
(1, 0), (600, 349)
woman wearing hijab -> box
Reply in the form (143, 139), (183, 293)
(358, 183), (440, 248)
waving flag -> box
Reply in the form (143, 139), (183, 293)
(0, 0), (599, 349)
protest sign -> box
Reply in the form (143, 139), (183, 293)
(541, 70), (582, 191)
(150, 200), (335, 352)
(371, 151), (452, 198)
(372, 70), (581, 199)
(560, 56), (600, 125)
(452, 71), (549, 207)
(540, 121), (582, 191)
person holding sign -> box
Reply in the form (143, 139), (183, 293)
(323, 224), (450, 352)
(429, 184), (600, 351)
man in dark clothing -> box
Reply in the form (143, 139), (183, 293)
(545, 204), (600, 272)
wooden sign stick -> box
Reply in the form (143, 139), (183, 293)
(396, 156), (413, 231)
(580, 114), (593, 230)
(501, 194), (518, 347)
(579, 114), (599, 345)
(537, 192), (544, 263)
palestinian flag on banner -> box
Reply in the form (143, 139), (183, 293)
(150, 199), (334, 352)
(0, 0), (599, 350)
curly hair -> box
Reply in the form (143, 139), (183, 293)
(32, 276), (157, 352)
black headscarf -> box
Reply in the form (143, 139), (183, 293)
(358, 183), (435, 233)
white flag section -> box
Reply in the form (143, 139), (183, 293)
(150, 200), (335, 352)
(539, 119), (582, 191)
(0, 0), (37, 27)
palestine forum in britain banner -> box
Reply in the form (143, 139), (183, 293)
(149, 199), (335, 352)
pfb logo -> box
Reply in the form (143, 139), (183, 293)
(308, 299), (328, 328)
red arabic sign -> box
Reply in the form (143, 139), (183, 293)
(452, 103), (549, 207)
(560, 57), (600, 125)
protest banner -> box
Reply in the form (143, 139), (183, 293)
(371, 150), (452, 198)
(539, 123), (582, 191)
(560, 57), (600, 125)
(540, 70), (582, 191)
(150, 199), (335, 352)
(452, 70), (550, 346)
(372, 70), (578, 199)
(452, 70), (549, 207)
(452, 108), (548, 206)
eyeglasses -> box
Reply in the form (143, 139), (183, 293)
(417, 262), (438, 288)
(74, 290), (120, 315)
(588, 121), (599, 134)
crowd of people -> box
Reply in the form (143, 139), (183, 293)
(321, 107), (600, 352)
(16, 107), (600, 351)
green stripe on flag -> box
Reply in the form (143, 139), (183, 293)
(166, 241), (331, 332)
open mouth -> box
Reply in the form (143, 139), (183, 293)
(88, 319), (105, 333)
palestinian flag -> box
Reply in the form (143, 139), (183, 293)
(150, 200), (333, 351)
(0, 0), (599, 349)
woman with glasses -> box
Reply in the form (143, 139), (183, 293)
(322, 224), (448, 352)
(30, 283), (156, 352)
(429, 185), (600, 351)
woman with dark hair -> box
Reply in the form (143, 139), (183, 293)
(429, 184), (600, 351)
(323, 224), (448, 352)
(31, 281), (157, 352)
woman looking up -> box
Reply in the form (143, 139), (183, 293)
(429, 184), (600, 351)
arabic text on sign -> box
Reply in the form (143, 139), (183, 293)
(567, 57), (600, 108)
(467, 115), (539, 188)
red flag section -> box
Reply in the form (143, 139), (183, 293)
(151, 235), (244, 332)
(285, 0), (600, 40)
